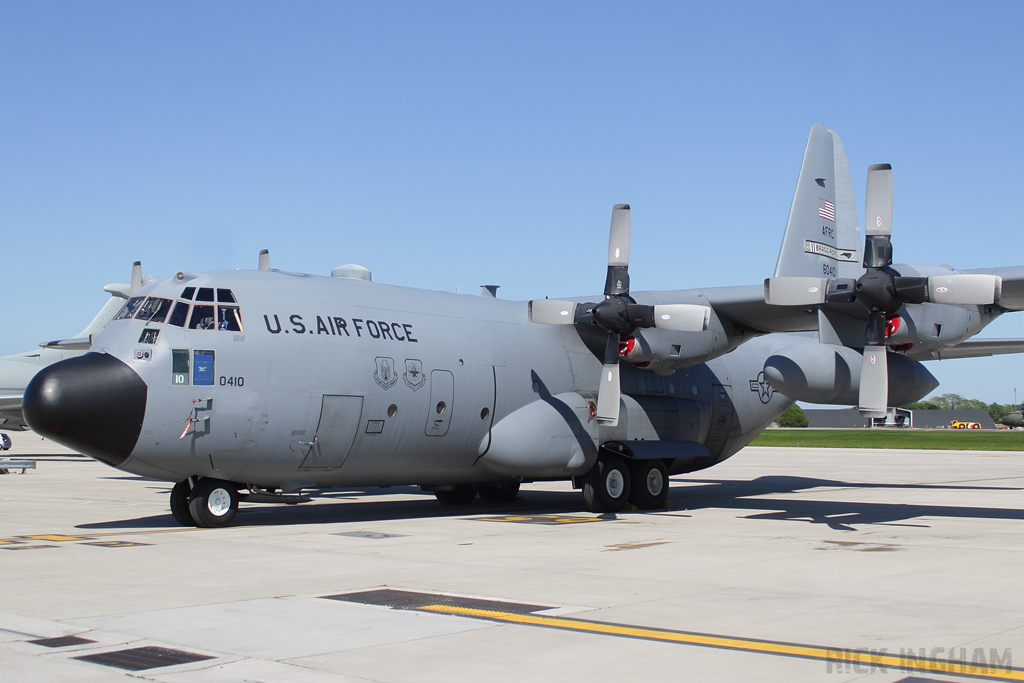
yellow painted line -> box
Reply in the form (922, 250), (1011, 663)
(82, 541), (152, 548)
(0, 526), (221, 546)
(477, 515), (604, 525)
(2, 545), (59, 551)
(418, 605), (1024, 681)
(18, 534), (94, 542)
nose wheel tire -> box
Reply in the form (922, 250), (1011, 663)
(170, 480), (197, 527)
(188, 478), (239, 528)
(629, 460), (669, 510)
(435, 485), (477, 505)
(583, 454), (631, 513)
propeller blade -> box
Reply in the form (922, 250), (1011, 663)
(130, 261), (142, 295)
(858, 345), (888, 418)
(258, 249), (271, 271)
(595, 362), (621, 425)
(604, 204), (631, 297)
(527, 299), (579, 325)
(763, 277), (828, 306)
(595, 334), (621, 425)
(864, 164), (893, 237)
(652, 304), (711, 332)
(607, 204), (631, 267)
(863, 164), (894, 269)
(926, 274), (1002, 305)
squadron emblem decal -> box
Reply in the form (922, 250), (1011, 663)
(749, 371), (774, 404)
(403, 359), (426, 391)
(374, 356), (398, 390)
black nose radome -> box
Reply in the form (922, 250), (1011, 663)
(23, 352), (147, 468)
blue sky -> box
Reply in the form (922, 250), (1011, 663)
(2, 2), (1023, 404)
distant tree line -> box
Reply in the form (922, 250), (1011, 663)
(775, 394), (1017, 429)
(901, 393), (1017, 423)
(776, 404), (809, 428)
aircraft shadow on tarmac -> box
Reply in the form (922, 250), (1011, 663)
(74, 475), (1024, 532)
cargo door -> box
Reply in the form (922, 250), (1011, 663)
(425, 370), (454, 436)
(300, 395), (364, 469)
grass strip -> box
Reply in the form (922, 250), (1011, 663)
(748, 429), (1024, 451)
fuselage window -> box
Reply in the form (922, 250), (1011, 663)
(181, 287), (196, 300)
(167, 301), (190, 328)
(218, 306), (243, 331)
(172, 349), (190, 385)
(196, 288), (215, 302)
(189, 305), (216, 330)
(193, 350), (215, 385)
(136, 297), (173, 323)
(217, 289), (236, 303)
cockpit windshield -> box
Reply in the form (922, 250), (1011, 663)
(114, 287), (242, 333)
(114, 297), (145, 320)
(135, 297), (173, 323)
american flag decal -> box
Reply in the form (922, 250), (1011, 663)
(818, 198), (835, 222)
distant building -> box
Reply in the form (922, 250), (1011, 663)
(802, 408), (996, 429)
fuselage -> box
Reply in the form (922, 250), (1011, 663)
(25, 268), (795, 490)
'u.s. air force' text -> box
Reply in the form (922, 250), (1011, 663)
(263, 314), (418, 342)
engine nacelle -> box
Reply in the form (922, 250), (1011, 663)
(763, 343), (938, 406)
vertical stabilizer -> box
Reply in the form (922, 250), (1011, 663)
(74, 284), (130, 340)
(773, 124), (857, 278)
(830, 129), (862, 279)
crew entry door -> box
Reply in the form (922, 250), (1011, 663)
(300, 395), (364, 469)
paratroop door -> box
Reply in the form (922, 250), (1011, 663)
(300, 395), (364, 469)
(425, 370), (454, 436)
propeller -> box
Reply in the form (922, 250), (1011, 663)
(764, 164), (1002, 417)
(527, 204), (711, 425)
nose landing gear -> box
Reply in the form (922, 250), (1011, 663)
(169, 477), (240, 528)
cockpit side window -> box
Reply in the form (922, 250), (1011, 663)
(188, 305), (216, 330)
(167, 301), (190, 328)
(218, 306), (243, 331)
(114, 297), (145, 320)
(135, 297), (173, 323)
(196, 288), (215, 302)
(181, 287), (196, 300)
(217, 289), (236, 303)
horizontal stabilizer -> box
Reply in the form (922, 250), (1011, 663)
(39, 337), (92, 350)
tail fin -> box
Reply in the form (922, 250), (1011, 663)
(73, 283), (130, 340)
(773, 125), (861, 278)
(830, 129), (862, 279)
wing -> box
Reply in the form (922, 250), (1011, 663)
(963, 266), (1024, 311)
(703, 285), (819, 333)
(914, 337), (1024, 360)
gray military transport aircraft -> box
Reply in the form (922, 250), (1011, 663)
(22, 125), (1024, 527)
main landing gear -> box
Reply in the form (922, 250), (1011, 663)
(169, 478), (240, 528)
(582, 453), (669, 513)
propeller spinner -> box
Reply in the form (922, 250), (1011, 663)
(527, 204), (711, 425)
(764, 164), (1001, 417)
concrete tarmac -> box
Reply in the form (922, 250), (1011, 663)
(2, 430), (1023, 682)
